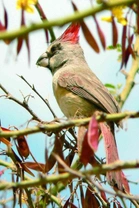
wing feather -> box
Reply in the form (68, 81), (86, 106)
(58, 72), (120, 114)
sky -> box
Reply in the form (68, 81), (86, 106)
(0, 0), (139, 206)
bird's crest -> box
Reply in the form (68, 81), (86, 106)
(59, 23), (80, 44)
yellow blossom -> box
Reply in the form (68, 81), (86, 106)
(101, 6), (127, 25)
(16, 0), (37, 13)
(101, 16), (112, 23)
(112, 6), (127, 25)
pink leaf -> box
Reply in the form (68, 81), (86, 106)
(0, 169), (6, 177)
(78, 126), (94, 165)
(88, 116), (99, 152)
(121, 172), (130, 193)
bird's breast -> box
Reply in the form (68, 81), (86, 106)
(53, 81), (96, 118)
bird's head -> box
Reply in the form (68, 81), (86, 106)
(36, 23), (84, 74)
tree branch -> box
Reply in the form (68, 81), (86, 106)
(0, 111), (138, 138)
(119, 35), (139, 108)
(0, 159), (139, 201)
(18, 75), (57, 118)
(0, 83), (41, 122)
(0, 0), (137, 41)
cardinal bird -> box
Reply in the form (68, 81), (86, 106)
(36, 23), (129, 191)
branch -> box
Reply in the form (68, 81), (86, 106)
(0, 111), (138, 138)
(1, 158), (139, 203)
(0, 0), (137, 41)
(0, 83), (41, 122)
(18, 75), (57, 118)
(0, 159), (139, 200)
(119, 35), (139, 108)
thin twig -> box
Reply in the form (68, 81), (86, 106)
(0, 83), (41, 122)
(18, 75), (57, 118)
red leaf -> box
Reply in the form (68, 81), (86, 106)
(81, 21), (100, 53)
(16, 135), (30, 158)
(1, 127), (10, 132)
(120, 24), (127, 69)
(72, 1), (78, 11)
(35, 2), (49, 42)
(85, 187), (101, 208)
(80, 185), (86, 208)
(55, 136), (65, 173)
(98, 182), (108, 202)
(0, 137), (12, 146)
(112, 15), (118, 47)
(63, 197), (78, 208)
(65, 150), (75, 167)
(70, 203), (77, 208)
(17, 10), (25, 55)
(100, 189), (107, 203)
(121, 172), (130, 193)
(0, 21), (6, 31)
(0, 21), (10, 44)
(45, 134), (64, 172)
(25, 35), (30, 64)
(124, 34), (134, 67)
(3, 3), (8, 29)
(94, 16), (106, 49)
(0, 126), (12, 146)
(24, 162), (45, 172)
(72, 1), (99, 53)
(11, 149), (34, 176)
(17, 38), (23, 55)
(78, 126), (94, 165)
(116, 200), (123, 208)
(20, 163), (34, 176)
(124, 47), (132, 67)
(113, 202), (117, 208)
(88, 116), (99, 152)
(21, 9), (25, 26)
(0, 168), (6, 177)
(137, 4), (139, 34)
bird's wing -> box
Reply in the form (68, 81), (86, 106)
(58, 71), (120, 114)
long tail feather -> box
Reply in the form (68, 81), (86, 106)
(100, 122), (129, 192)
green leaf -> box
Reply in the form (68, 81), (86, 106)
(105, 83), (116, 89)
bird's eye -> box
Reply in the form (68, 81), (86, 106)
(51, 43), (61, 54)
(51, 45), (57, 53)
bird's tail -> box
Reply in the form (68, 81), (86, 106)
(100, 122), (129, 192)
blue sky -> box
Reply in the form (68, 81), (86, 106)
(0, 0), (139, 206)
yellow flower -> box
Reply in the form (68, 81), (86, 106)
(16, 0), (37, 13)
(101, 6), (127, 25)
(101, 16), (112, 23)
(112, 6), (127, 25)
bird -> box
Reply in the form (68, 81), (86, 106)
(36, 23), (129, 192)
